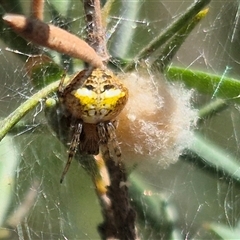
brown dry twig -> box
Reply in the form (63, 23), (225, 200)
(3, 14), (104, 69)
(98, 144), (137, 240)
(81, 2), (138, 238)
(83, 0), (109, 61)
(30, 0), (44, 20)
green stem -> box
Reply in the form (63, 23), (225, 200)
(0, 80), (59, 141)
(124, 0), (211, 71)
(151, 8), (209, 70)
(190, 133), (240, 182)
(198, 99), (228, 120)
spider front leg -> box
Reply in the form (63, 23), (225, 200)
(58, 72), (67, 96)
(57, 73), (83, 183)
(60, 121), (82, 183)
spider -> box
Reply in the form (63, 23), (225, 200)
(58, 67), (128, 182)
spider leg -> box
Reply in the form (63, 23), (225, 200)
(60, 121), (82, 183)
(106, 122), (121, 162)
(98, 122), (121, 163)
(57, 71), (67, 97)
(97, 122), (108, 143)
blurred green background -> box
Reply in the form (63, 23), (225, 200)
(1, 0), (240, 239)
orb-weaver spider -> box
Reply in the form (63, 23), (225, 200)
(57, 67), (128, 182)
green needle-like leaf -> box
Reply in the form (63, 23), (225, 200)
(166, 66), (240, 104)
(198, 99), (228, 120)
(205, 222), (240, 239)
(0, 80), (59, 142)
(0, 136), (19, 227)
(151, 8), (209, 70)
(190, 133), (240, 182)
(124, 0), (211, 70)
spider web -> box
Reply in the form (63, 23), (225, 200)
(1, 0), (240, 239)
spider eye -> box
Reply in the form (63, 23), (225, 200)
(103, 84), (114, 91)
(85, 85), (94, 90)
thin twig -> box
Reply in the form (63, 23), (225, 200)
(30, 0), (44, 20)
(83, 0), (109, 61)
(150, 8), (209, 70)
(124, 0), (211, 71)
(102, 0), (115, 28)
(0, 80), (59, 141)
(198, 99), (228, 121)
(99, 144), (137, 240)
(6, 181), (40, 228)
(3, 14), (104, 69)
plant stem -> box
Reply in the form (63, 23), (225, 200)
(124, 0), (211, 71)
(99, 144), (137, 240)
(189, 133), (240, 183)
(0, 80), (59, 142)
(3, 14), (104, 69)
(151, 8), (209, 70)
(198, 99), (228, 120)
(30, 0), (44, 20)
(83, 0), (108, 61)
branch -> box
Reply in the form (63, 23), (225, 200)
(83, 0), (109, 61)
(2, 14), (104, 69)
(98, 144), (138, 240)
